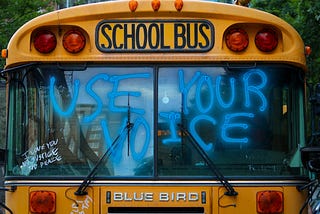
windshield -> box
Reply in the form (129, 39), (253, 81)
(5, 64), (307, 178)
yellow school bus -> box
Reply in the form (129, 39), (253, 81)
(0, 0), (310, 213)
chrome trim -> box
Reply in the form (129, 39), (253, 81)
(4, 179), (307, 186)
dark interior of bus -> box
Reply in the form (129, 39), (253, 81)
(4, 63), (307, 179)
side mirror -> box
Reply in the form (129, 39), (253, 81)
(0, 148), (5, 165)
(301, 147), (320, 173)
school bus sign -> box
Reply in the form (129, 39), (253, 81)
(95, 19), (214, 52)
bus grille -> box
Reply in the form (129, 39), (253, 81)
(108, 207), (204, 214)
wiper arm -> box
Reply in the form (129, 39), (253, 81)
(178, 124), (238, 197)
(74, 121), (133, 196)
(75, 94), (134, 196)
(0, 202), (13, 214)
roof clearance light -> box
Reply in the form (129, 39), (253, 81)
(29, 190), (56, 214)
(256, 190), (283, 214)
(174, 0), (183, 11)
(225, 28), (249, 52)
(34, 30), (57, 54)
(152, 0), (161, 11)
(255, 28), (278, 52)
(129, 0), (138, 12)
(63, 30), (86, 53)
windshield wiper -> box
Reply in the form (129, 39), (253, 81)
(178, 123), (238, 197)
(75, 95), (134, 196)
(179, 93), (237, 197)
(74, 120), (133, 196)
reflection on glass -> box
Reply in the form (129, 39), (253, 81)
(6, 64), (306, 178)
(8, 66), (154, 177)
(157, 66), (304, 177)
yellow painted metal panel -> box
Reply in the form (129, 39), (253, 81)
(3, 0), (306, 70)
(4, 185), (307, 213)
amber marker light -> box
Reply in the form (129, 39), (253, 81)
(255, 28), (278, 52)
(63, 29), (86, 53)
(152, 0), (161, 11)
(129, 0), (138, 12)
(1, 49), (8, 58)
(29, 190), (56, 214)
(174, 0), (183, 11)
(33, 30), (57, 54)
(225, 28), (249, 52)
(256, 190), (283, 214)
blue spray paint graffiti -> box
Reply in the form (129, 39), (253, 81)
(243, 70), (267, 111)
(189, 115), (216, 151)
(160, 69), (267, 151)
(159, 112), (181, 144)
(50, 77), (80, 117)
(221, 112), (255, 143)
(83, 74), (109, 123)
(215, 76), (235, 108)
(108, 73), (149, 115)
(49, 69), (268, 161)
(196, 75), (214, 113)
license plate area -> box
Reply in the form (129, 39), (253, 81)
(108, 207), (204, 214)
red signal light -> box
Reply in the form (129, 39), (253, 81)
(225, 28), (249, 52)
(256, 190), (283, 214)
(255, 28), (278, 52)
(63, 30), (86, 53)
(33, 30), (57, 54)
(29, 190), (56, 214)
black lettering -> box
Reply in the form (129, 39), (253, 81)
(174, 23), (186, 49)
(187, 23), (198, 49)
(199, 23), (210, 49)
(136, 24), (147, 49)
(160, 23), (170, 49)
(101, 24), (112, 49)
(97, 20), (213, 52)
(124, 24), (135, 49)
(113, 24), (123, 49)
(148, 24), (160, 49)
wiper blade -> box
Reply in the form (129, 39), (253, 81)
(75, 94), (134, 196)
(74, 121), (133, 196)
(178, 124), (238, 197)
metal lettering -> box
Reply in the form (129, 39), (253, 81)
(145, 193), (153, 201)
(112, 192), (199, 202)
(176, 192), (186, 201)
(113, 192), (154, 201)
(159, 192), (169, 201)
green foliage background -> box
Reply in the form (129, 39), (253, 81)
(0, 0), (55, 68)
(0, 0), (55, 148)
(250, 0), (320, 82)
(0, 0), (319, 149)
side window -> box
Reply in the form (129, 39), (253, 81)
(7, 72), (26, 174)
(270, 87), (289, 151)
(0, 78), (6, 151)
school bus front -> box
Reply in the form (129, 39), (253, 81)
(1, 0), (309, 213)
